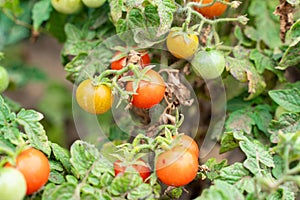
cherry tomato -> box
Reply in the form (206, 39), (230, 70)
(126, 70), (165, 109)
(0, 66), (9, 93)
(5, 148), (50, 195)
(111, 51), (151, 70)
(173, 134), (199, 157)
(192, 0), (228, 19)
(51, 0), (82, 14)
(191, 49), (225, 80)
(156, 147), (198, 186)
(0, 168), (26, 200)
(166, 31), (199, 59)
(114, 159), (151, 182)
(76, 79), (113, 114)
(82, 0), (105, 8)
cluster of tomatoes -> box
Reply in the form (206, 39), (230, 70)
(113, 134), (199, 187)
(0, 148), (50, 200)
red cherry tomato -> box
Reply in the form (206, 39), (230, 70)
(114, 159), (151, 182)
(111, 51), (151, 70)
(156, 147), (198, 186)
(192, 0), (228, 19)
(125, 69), (165, 109)
(173, 134), (199, 157)
(5, 148), (50, 195)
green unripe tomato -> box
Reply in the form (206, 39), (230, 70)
(0, 66), (9, 93)
(82, 0), (106, 8)
(51, 0), (82, 14)
(0, 168), (27, 200)
(191, 50), (225, 80)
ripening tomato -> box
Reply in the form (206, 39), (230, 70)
(166, 31), (199, 59)
(0, 168), (27, 200)
(76, 79), (113, 114)
(111, 51), (151, 70)
(114, 159), (151, 182)
(82, 0), (105, 8)
(192, 0), (229, 19)
(156, 147), (198, 186)
(125, 70), (165, 109)
(5, 148), (50, 195)
(191, 49), (225, 80)
(173, 134), (199, 157)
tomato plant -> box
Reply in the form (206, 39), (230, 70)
(166, 31), (199, 59)
(156, 147), (198, 186)
(192, 0), (228, 19)
(5, 148), (50, 195)
(114, 159), (151, 182)
(0, 66), (9, 93)
(0, 168), (27, 200)
(1, 0), (300, 199)
(76, 79), (113, 114)
(126, 69), (166, 109)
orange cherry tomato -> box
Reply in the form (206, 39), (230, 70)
(111, 51), (151, 70)
(173, 134), (199, 157)
(192, 0), (229, 19)
(156, 147), (198, 186)
(5, 148), (50, 195)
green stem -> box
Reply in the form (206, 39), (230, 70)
(283, 145), (291, 174)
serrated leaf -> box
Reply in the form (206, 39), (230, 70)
(127, 183), (156, 199)
(220, 132), (239, 153)
(16, 109), (51, 156)
(70, 140), (100, 179)
(225, 108), (255, 134)
(42, 183), (76, 200)
(110, 0), (123, 22)
(278, 37), (300, 69)
(108, 173), (143, 196)
(49, 170), (65, 184)
(204, 158), (228, 180)
(218, 162), (250, 184)
(272, 155), (284, 179)
(269, 113), (300, 138)
(252, 105), (272, 134)
(269, 88), (300, 112)
(0, 95), (12, 125)
(32, 0), (52, 31)
(51, 142), (72, 173)
(248, 0), (281, 48)
(226, 57), (266, 100)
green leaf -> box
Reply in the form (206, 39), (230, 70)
(220, 132), (239, 153)
(152, 0), (176, 36)
(109, 0), (123, 23)
(49, 170), (65, 184)
(51, 142), (72, 173)
(247, 0), (281, 48)
(0, 95), (12, 126)
(225, 108), (255, 134)
(269, 88), (300, 112)
(235, 177), (256, 194)
(272, 155), (284, 179)
(269, 113), (300, 140)
(16, 109), (51, 156)
(204, 158), (228, 180)
(252, 105), (272, 134)
(278, 37), (300, 69)
(226, 56), (266, 100)
(127, 183), (157, 199)
(42, 183), (76, 200)
(32, 0), (52, 31)
(70, 140), (100, 179)
(218, 162), (250, 184)
(249, 49), (275, 74)
(195, 180), (245, 200)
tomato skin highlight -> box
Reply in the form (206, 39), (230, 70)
(5, 148), (50, 195)
(114, 160), (151, 182)
(126, 70), (165, 109)
(111, 51), (151, 70)
(166, 31), (199, 59)
(173, 134), (199, 157)
(0, 167), (27, 200)
(192, 0), (228, 19)
(156, 147), (198, 186)
(76, 79), (113, 114)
